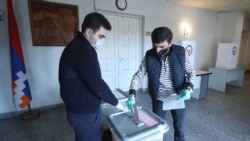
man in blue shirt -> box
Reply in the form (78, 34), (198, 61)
(59, 12), (118, 141)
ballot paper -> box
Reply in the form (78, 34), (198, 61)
(161, 94), (185, 110)
(133, 105), (158, 127)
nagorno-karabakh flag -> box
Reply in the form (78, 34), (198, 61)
(8, 0), (32, 111)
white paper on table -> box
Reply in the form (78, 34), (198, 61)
(161, 94), (185, 110)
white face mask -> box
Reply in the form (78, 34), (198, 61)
(94, 39), (105, 50)
(89, 33), (105, 50)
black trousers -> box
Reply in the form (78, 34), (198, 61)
(67, 110), (103, 141)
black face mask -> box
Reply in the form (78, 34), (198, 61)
(157, 47), (170, 57)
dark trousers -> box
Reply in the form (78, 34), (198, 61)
(152, 99), (186, 141)
(66, 110), (103, 141)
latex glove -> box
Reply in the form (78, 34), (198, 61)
(177, 89), (191, 100)
(126, 95), (136, 113)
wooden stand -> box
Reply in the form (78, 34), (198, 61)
(20, 104), (40, 120)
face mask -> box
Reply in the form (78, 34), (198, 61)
(93, 39), (105, 50)
(89, 33), (105, 50)
(89, 33), (97, 46)
(157, 47), (170, 57)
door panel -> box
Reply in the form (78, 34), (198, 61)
(118, 17), (140, 91)
(97, 14), (118, 90)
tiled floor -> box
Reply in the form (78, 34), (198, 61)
(0, 72), (249, 141)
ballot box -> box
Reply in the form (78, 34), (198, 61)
(102, 89), (129, 130)
(101, 89), (129, 111)
(107, 107), (169, 141)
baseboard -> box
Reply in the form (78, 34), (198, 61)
(0, 103), (65, 120)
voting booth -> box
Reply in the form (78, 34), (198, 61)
(215, 43), (239, 69)
(181, 40), (196, 67)
(208, 43), (244, 93)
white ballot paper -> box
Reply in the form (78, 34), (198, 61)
(160, 94), (185, 110)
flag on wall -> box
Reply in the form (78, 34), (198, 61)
(8, 0), (32, 111)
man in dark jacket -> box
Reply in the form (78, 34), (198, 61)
(129, 27), (195, 141)
(59, 12), (118, 141)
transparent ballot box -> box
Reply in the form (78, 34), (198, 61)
(107, 107), (169, 141)
(102, 89), (129, 130)
(101, 89), (128, 106)
(102, 103), (123, 131)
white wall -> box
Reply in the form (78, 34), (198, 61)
(0, 0), (245, 115)
(95, 0), (218, 69)
(0, 0), (93, 115)
(239, 20), (250, 70)
(244, 29), (250, 70)
(214, 11), (245, 67)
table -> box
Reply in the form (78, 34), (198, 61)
(208, 67), (245, 93)
(192, 70), (212, 100)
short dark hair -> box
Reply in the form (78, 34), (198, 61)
(81, 12), (111, 33)
(151, 27), (173, 44)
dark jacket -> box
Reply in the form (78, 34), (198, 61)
(145, 44), (188, 100)
(59, 32), (118, 114)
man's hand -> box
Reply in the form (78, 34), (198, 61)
(177, 89), (191, 100)
(126, 94), (136, 113)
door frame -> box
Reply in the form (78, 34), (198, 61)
(96, 10), (145, 90)
(96, 10), (145, 60)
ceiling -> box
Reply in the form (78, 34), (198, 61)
(167, 0), (250, 20)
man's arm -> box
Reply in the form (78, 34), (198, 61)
(177, 52), (196, 101)
(184, 52), (196, 91)
(129, 57), (147, 95)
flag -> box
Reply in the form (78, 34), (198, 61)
(8, 0), (32, 111)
